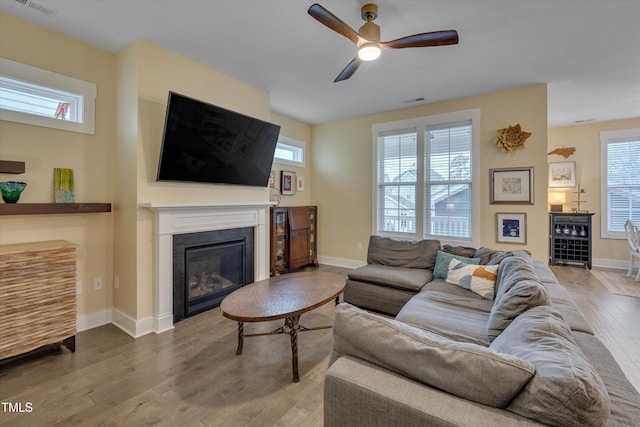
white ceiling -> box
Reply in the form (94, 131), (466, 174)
(1, 0), (639, 127)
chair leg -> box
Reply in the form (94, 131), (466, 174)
(628, 255), (635, 277)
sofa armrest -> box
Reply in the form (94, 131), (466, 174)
(325, 356), (544, 427)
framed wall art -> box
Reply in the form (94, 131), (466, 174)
(280, 171), (296, 195)
(548, 161), (576, 188)
(490, 167), (534, 204)
(496, 212), (527, 244)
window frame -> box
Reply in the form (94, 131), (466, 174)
(0, 57), (96, 134)
(372, 109), (480, 246)
(600, 128), (640, 239)
(273, 135), (305, 167)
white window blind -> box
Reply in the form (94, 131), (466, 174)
(372, 109), (479, 243)
(600, 128), (640, 238)
(376, 129), (418, 235)
(425, 121), (473, 240)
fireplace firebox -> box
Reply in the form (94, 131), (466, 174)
(173, 227), (254, 323)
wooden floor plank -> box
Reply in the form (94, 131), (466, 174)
(1, 263), (638, 426)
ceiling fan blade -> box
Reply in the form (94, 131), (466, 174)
(334, 58), (361, 82)
(308, 3), (360, 45)
(382, 30), (459, 49)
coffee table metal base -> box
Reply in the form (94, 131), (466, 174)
(235, 316), (332, 382)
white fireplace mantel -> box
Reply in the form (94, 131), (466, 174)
(143, 202), (273, 333)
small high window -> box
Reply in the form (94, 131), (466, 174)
(274, 136), (305, 167)
(0, 57), (96, 134)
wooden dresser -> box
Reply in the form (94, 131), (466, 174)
(270, 206), (318, 276)
(0, 240), (77, 360)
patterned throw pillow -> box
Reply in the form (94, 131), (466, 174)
(446, 258), (499, 300)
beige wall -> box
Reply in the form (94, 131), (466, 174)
(312, 85), (549, 263)
(270, 112), (313, 207)
(0, 14), (115, 319)
(548, 117), (640, 266)
(117, 39), (280, 320)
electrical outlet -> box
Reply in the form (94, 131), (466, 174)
(94, 277), (103, 291)
(76, 281), (82, 295)
(114, 275), (119, 290)
(357, 242), (363, 251)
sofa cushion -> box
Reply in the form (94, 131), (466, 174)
(443, 244), (477, 258)
(475, 247), (533, 266)
(571, 331), (640, 427)
(446, 259), (498, 300)
(487, 279), (549, 340)
(433, 250), (480, 279)
(332, 303), (535, 408)
(397, 280), (494, 346)
(494, 255), (539, 306)
(347, 264), (433, 292)
(367, 235), (440, 269)
(491, 306), (610, 427)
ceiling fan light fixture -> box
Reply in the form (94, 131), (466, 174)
(358, 42), (381, 61)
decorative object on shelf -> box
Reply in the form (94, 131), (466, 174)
(548, 161), (576, 188)
(268, 170), (276, 188)
(548, 191), (566, 212)
(280, 171), (296, 196)
(490, 167), (534, 204)
(496, 212), (527, 244)
(494, 124), (531, 152)
(571, 183), (588, 212)
(54, 168), (75, 203)
(269, 188), (281, 206)
(0, 181), (27, 203)
(547, 147), (576, 158)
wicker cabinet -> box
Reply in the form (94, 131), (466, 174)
(549, 213), (595, 269)
(269, 206), (318, 275)
(0, 240), (77, 360)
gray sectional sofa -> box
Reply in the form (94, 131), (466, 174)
(325, 236), (640, 427)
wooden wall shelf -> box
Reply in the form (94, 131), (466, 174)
(0, 203), (111, 216)
(0, 160), (26, 174)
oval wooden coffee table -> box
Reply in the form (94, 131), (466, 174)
(220, 271), (345, 382)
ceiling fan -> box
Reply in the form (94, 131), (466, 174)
(307, 3), (459, 82)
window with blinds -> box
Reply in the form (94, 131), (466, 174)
(0, 57), (96, 134)
(376, 129), (418, 235)
(425, 122), (472, 240)
(372, 109), (479, 243)
(600, 128), (640, 238)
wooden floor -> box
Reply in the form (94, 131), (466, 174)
(1, 263), (638, 426)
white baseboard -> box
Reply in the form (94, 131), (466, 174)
(592, 258), (633, 270)
(76, 309), (112, 332)
(76, 308), (163, 338)
(318, 255), (366, 270)
(111, 308), (154, 338)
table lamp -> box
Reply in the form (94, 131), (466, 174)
(549, 191), (566, 212)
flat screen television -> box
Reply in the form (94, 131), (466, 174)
(157, 92), (280, 187)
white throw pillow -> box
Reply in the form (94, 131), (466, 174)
(446, 258), (498, 300)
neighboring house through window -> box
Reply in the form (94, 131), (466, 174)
(600, 128), (640, 238)
(372, 109), (480, 245)
(0, 57), (96, 134)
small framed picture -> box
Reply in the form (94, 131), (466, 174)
(296, 175), (305, 192)
(490, 167), (534, 204)
(496, 212), (527, 244)
(280, 171), (296, 195)
(549, 161), (576, 188)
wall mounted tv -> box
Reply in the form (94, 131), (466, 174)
(157, 92), (280, 187)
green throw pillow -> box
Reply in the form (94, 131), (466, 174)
(433, 250), (480, 279)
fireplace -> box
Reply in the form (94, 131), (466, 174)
(144, 202), (271, 334)
(173, 227), (254, 323)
